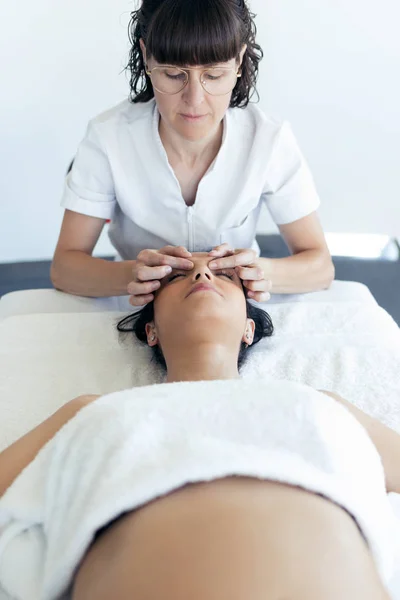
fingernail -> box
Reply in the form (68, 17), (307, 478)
(209, 262), (218, 269)
(248, 291), (254, 297)
(165, 266), (172, 273)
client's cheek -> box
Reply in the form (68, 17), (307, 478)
(235, 301), (248, 322)
(153, 301), (180, 333)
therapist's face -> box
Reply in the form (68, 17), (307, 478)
(145, 253), (254, 351)
(141, 42), (244, 143)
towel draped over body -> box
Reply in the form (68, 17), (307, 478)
(0, 378), (398, 600)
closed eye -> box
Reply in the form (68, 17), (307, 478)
(216, 270), (234, 280)
(168, 270), (235, 282)
(204, 74), (222, 81)
(166, 73), (186, 81)
(167, 272), (186, 282)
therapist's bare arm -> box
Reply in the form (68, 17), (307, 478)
(0, 395), (100, 497)
(322, 390), (400, 494)
(259, 213), (335, 294)
(51, 210), (135, 297)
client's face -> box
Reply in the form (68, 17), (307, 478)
(145, 253), (254, 350)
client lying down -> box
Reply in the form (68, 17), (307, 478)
(1, 253), (400, 600)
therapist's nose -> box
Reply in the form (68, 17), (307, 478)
(182, 72), (206, 107)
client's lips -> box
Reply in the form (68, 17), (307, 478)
(186, 283), (219, 297)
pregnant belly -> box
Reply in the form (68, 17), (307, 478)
(72, 476), (387, 600)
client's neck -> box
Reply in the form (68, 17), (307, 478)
(165, 343), (240, 383)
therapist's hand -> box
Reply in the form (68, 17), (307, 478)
(208, 243), (272, 302)
(128, 246), (194, 306)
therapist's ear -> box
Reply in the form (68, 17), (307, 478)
(242, 318), (255, 347)
(140, 39), (147, 66)
(238, 44), (247, 67)
(145, 321), (158, 347)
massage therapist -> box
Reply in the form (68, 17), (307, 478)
(51, 0), (334, 308)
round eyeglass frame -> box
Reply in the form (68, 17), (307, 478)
(145, 65), (242, 96)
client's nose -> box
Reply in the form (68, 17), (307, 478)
(193, 268), (212, 282)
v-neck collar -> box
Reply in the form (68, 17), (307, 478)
(151, 101), (230, 181)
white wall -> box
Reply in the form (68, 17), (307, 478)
(0, 0), (399, 262)
(0, 0), (129, 262)
(253, 0), (400, 237)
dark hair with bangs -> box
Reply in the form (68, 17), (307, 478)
(125, 0), (263, 108)
(117, 299), (273, 372)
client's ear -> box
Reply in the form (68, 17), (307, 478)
(145, 322), (158, 347)
(242, 318), (255, 346)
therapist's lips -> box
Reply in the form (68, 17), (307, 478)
(186, 283), (220, 297)
(180, 113), (207, 122)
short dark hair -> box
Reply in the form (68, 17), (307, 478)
(117, 299), (273, 372)
(125, 0), (263, 108)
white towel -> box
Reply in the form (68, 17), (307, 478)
(241, 300), (400, 431)
(0, 378), (398, 600)
(1, 299), (400, 452)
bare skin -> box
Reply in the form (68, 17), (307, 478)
(73, 477), (389, 600)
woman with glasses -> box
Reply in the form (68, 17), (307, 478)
(51, 0), (334, 310)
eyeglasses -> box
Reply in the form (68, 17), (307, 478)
(145, 65), (242, 96)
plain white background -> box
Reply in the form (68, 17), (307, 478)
(0, 0), (399, 262)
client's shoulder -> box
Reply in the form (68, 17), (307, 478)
(73, 394), (101, 409)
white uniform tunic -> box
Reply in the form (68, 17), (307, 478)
(61, 99), (321, 258)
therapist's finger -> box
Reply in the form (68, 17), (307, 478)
(160, 245), (193, 258)
(208, 243), (235, 257)
(159, 245), (194, 269)
(138, 249), (194, 270)
(158, 245), (194, 269)
(247, 291), (271, 303)
(129, 293), (155, 307)
(236, 265), (264, 281)
(156, 255), (194, 270)
(209, 248), (256, 269)
(134, 265), (174, 283)
(243, 279), (271, 293)
(128, 279), (161, 295)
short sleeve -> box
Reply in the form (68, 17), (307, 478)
(262, 122), (320, 225)
(61, 121), (116, 219)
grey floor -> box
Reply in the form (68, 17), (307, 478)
(1, 235), (399, 326)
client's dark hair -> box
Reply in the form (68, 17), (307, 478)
(117, 300), (273, 371)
